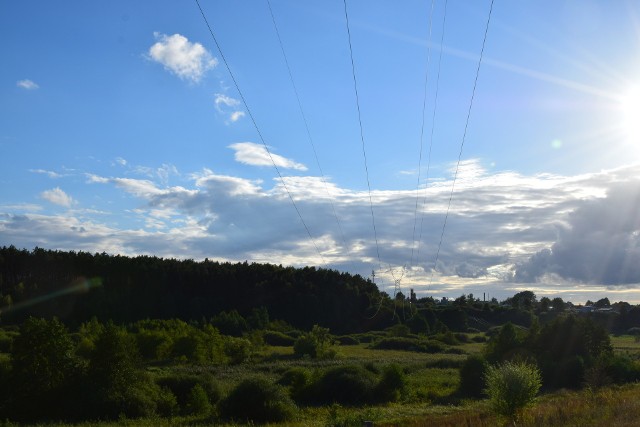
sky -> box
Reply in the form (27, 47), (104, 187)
(2, 0), (640, 303)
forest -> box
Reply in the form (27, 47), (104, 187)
(1, 246), (640, 426)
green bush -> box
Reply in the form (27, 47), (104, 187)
(293, 325), (333, 359)
(219, 377), (297, 424)
(375, 364), (406, 402)
(458, 354), (488, 397)
(277, 367), (311, 401)
(370, 337), (446, 353)
(185, 384), (212, 416)
(157, 373), (221, 414)
(224, 337), (252, 364)
(484, 361), (542, 420)
(308, 365), (377, 405)
(263, 330), (295, 346)
(336, 335), (359, 345)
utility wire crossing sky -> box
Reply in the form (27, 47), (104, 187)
(2, 0), (640, 303)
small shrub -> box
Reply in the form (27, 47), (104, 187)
(219, 377), (297, 424)
(185, 384), (212, 416)
(484, 361), (541, 420)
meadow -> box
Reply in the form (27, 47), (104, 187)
(3, 328), (640, 427)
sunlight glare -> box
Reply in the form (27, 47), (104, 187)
(621, 85), (640, 143)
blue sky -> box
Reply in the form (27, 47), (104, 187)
(2, 0), (640, 303)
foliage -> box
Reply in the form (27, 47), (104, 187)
(9, 317), (80, 420)
(223, 336), (252, 364)
(485, 321), (525, 362)
(371, 336), (447, 353)
(263, 330), (295, 346)
(294, 325), (334, 359)
(307, 365), (377, 406)
(210, 310), (248, 337)
(0, 246), (381, 334)
(375, 364), (406, 402)
(185, 384), (212, 416)
(458, 354), (488, 397)
(156, 372), (221, 415)
(484, 360), (542, 420)
(534, 315), (612, 388)
(219, 377), (297, 424)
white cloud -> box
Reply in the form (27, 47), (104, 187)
(148, 33), (217, 82)
(29, 169), (63, 178)
(41, 187), (74, 207)
(229, 142), (307, 171)
(8, 160), (640, 303)
(229, 111), (245, 122)
(16, 79), (39, 90)
(115, 157), (127, 166)
(215, 93), (240, 108)
(214, 94), (245, 123)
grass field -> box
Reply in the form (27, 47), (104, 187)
(8, 334), (640, 426)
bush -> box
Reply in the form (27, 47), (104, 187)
(185, 384), (212, 416)
(484, 361), (541, 420)
(219, 377), (297, 424)
(277, 367), (311, 400)
(308, 365), (377, 406)
(263, 330), (295, 346)
(458, 355), (488, 397)
(370, 337), (446, 353)
(375, 364), (406, 402)
(224, 337), (252, 364)
(157, 373), (221, 414)
(336, 335), (359, 345)
(293, 325), (333, 359)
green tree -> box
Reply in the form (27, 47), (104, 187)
(10, 317), (79, 420)
(12, 317), (75, 397)
(484, 361), (542, 421)
(551, 297), (565, 311)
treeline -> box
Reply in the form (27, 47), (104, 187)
(0, 246), (383, 333)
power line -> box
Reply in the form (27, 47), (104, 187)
(429, 0), (495, 288)
(342, 0), (383, 274)
(410, 0), (437, 271)
(266, 0), (351, 269)
(194, 0), (327, 266)
(416, 0), (449, 262)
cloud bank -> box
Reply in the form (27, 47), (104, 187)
(4, 156), (640, 302)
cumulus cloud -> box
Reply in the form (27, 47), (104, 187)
(7, 160), (640, 302)
(515, 182), (640, 285)
(41, 187), (74, 207)
(16, 79), (39, 90)
(229, 142), (307, 171)
(148, 33), (217, 82)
